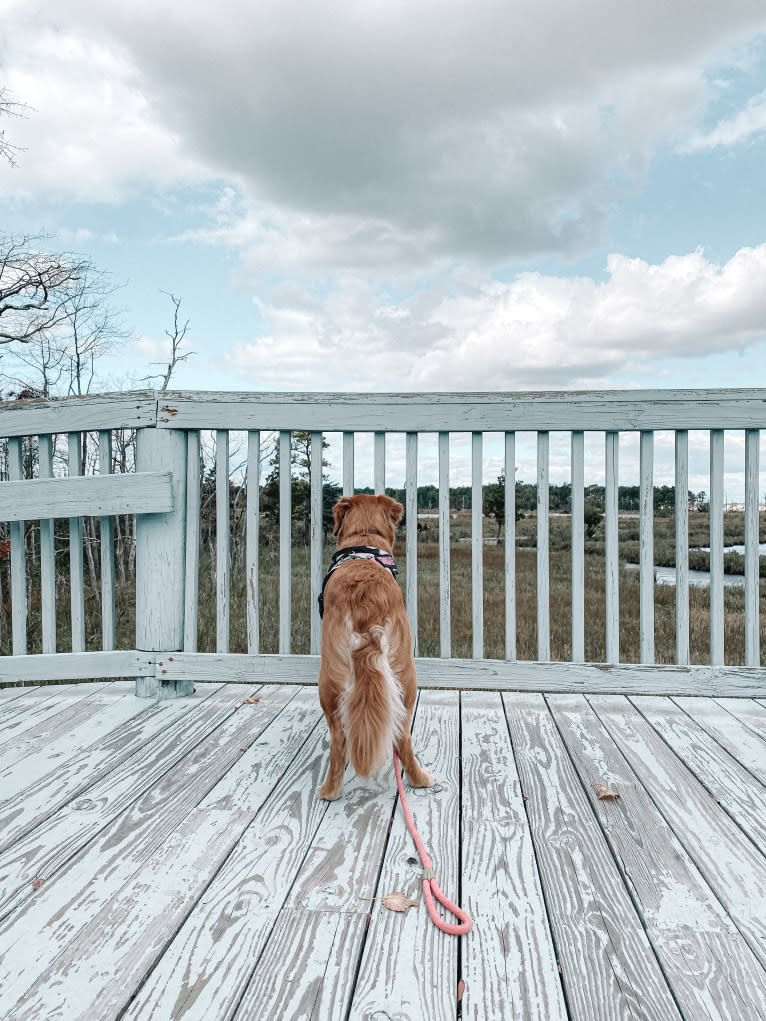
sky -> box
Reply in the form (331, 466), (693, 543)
(1, 0), (766, 494)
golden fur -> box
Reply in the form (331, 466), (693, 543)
(318, 494), (434, 800)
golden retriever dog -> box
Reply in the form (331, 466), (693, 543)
(318, 494), (434, 801)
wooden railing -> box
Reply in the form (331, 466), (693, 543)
(0, 388), (764, 697)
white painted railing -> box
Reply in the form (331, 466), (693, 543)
(0, 389), (764, 697)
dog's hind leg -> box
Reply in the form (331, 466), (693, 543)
(318, 684), (347, 801)
(395, 662), (434, 788)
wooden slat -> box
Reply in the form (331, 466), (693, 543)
(590, 694), (766, 972)
(310, 431), (323, 655)
(604, 431), (619, 664)
(438, 431), (451, 658)
(505, 693), (681, 1021)
(0, 471), (175, 521)
(116, 693), (325, 1021)
(0, 651), (155, 684)
(505, 431), (516, 662)
(37, 435), (56, 654)
(634, 696), (766, 851)
(0, 689), (313, 1019)
(640, 430), (654, 663)
(675, 430), (689, 665)
(550, 693), (766, 1020)
(537, 431), (550, 662)
(571, 431), (584, 662)
(406, 431), (418, 653)
(374, 430), (385, 494)
(461, 692), (566, 1020)
(0, 392), (156, 438)
(159, 651), (766, 696)
(472, 431), (483, 659)
(7, 437), (26, 656)
(0, 685), (240, 918)
(674, 696), (766, 785)
(246, 430), (260, 656)
(349, 691), (460, 1021)
(98, 431), (116, 651)
(0, 682), (106, 754)
(216, 430), (230, 655)
(232, 732), (403, 1019)
(68, 433), (85, 654)
(279, 430), (291, 654)
(342, 431), (354, 496)
(184, 431), (201, 653)
(710, 429), (724, 665)
(157, 388), (766, 432)
(744, 429), (760, 667)
(0, 682), (110, 767)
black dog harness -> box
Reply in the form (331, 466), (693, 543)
(318, 545), (399, 619)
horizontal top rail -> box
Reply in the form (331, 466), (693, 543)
(0, 392), (157, 438)
(157, 389), (766, 431)
(2, 388), (766, 435)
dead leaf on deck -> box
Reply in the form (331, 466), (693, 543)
(241, 696), (260, 705)
(457, 978), (465, 1003)
(31, 877), (45, 890)
(383, 892), (419, 913)
(595, 784), (620, 800)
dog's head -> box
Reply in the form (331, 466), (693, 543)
(332, 494), (403, 549)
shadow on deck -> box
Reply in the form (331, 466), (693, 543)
(1, 679), (766, 1020)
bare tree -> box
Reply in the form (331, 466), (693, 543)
(0, 87), (28, 168)
(157, 291), (194, 391)
(0, 234), (91, 346)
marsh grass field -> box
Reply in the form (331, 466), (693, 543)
(4, 508), (764, 666)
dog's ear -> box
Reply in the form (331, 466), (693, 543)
(377, 494), (404, 527)
(332, 497), (354, 536)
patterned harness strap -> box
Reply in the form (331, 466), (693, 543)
(318, 546), (399, 619)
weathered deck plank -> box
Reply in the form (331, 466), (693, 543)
(0, 681), (107, 750)
(460, 691), (566, 1021)
(673, 696), (766, 783)
(590, 694), (766, 972)
(505, 692), (682, 1021)
(0, 688), (317, 1020)
(348, 690), (461, 1021)
(549, 693), (766, 1020)
(120, 690), (325, 1020)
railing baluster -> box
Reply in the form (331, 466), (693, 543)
(216, 429), (230, 654)
(605, 431), (619, 663)
(709, 429), (724, 666)
(571, 431), (584, 663)
(279, 430), (292, 654)
(675, 430), (689, 665)
(184, 431), (201, 653)
(639, 431), (654, 664)
(98, 430), (115, 652)
(310, 431), (323, 655)
(438, 431), (451, 658)
(246, 430), (260, 656)
(406, 432), (418, 654)
(537, 431), (550, 662)
(472, 431), (483, 659)
(68, 432), (85, 653)
(38, 434), (56, 654)
(504, 432), (516, 662)
(7, 437), (26, 655)
(374, 432), (385, 495)
(745, 428), (760, 667)
(343, 432), (354, 497)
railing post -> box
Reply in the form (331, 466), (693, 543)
(134, 426), (191, 699)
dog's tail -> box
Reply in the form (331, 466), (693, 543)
(342, 624), (406, 777)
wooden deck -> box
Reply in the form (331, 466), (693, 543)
(2, 681), (766, 1020)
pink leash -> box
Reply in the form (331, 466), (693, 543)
(392, 750), (473, 936)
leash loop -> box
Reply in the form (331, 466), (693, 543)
(393, 750), (473, 937)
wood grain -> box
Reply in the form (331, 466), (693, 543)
(348, 690), (461, 1021)
(505, 692), (682, 1021)
(461, 691), (566, 1021)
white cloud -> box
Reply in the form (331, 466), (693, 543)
(2, 1), (765, 264)
(682, 88), (766, 151)
(223, 244), (766, 390)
